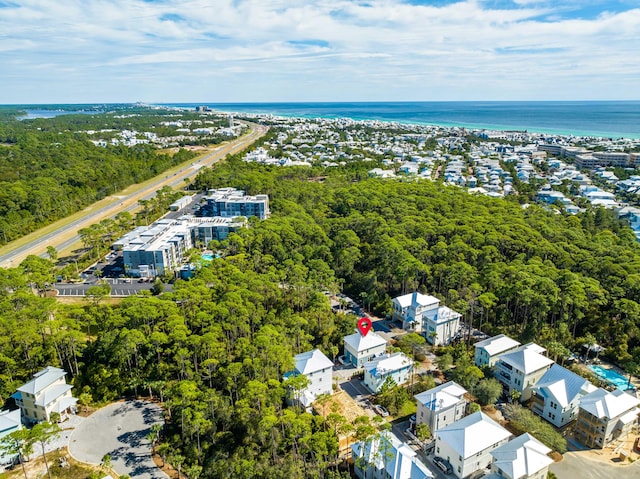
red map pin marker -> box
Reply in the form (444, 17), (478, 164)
(357, 317), (373, 337)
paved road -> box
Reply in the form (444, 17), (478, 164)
(69, 400), (167, 479)
(550, 451), (640, 479)
(0, 122), (268, 268)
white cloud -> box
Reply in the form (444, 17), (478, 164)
(0, 0), (638, 102)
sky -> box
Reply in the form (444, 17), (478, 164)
(1, 0), (639, 103)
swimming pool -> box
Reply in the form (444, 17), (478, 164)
(201, 254), (214, 261)
(589, 365), (634, 391)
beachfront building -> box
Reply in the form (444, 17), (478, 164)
(199, 187), (270, 219)
(343, 331), (387, 368)
(494, 343), (554, 401)
(574, 388), (640, 449)
(352, 430), (434, 479)
(529, 364), (597, 428)
(0, 409), (22, 467)
(363, 352), (413, 393)
(11, 366), (77, 424)
(284, 349), (334, 410)
(414, 381), (467, 433)
(391, 292), (462, 345)
(435, 411), (512, 479)
(474, 334), (521, 368)
(488, 433), (553, 479)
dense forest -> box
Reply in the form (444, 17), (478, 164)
(2, 129), (640, 476)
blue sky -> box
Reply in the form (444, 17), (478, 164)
(0, 0), (638, 103)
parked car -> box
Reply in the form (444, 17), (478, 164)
(433, 456), (452, 474)
(373, 405), (389, 417)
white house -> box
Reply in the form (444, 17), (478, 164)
(0, 409), (22, 466)
(474, 335), (521, 368)
(435, 411), (512, 479)
(391, 292), (461, 345)
(363, 352), (413, 393)
(392, 292), (440, 333)
(284, 349), (334, 410)
(344, 331), (387, 367)
(11, 366), (77, 424)
(530, 364), (596, 428)
(352, 430), (434, 479)
(415, 381), (467, 434)
(494, 343), (553, 401)
(574, 388), (640, 449)
(489, 433), (553, 479)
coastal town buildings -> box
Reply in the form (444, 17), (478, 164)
(363, 352), (413, 393)
(11, 366), (77, 424)
(474, 334), (521, 368)
(435, 411), (512, 479)
(284, 349), (333, 410)
(0, 409), (21, 466)
(494, 343), (554, 401)
(574, 388), (640, 449)
(352, 430), (434, 479)
(529, 364), (597, 428)
(414, 381), (468, 433)
(488, 433), (553, 479)
(343, 331), (387, 368)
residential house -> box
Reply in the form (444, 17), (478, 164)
(284, 349), (334, 410)
(363, 352), (413, 393)
(474, 335), (521, 368)
(529, 364), (596, 428)
(414, 381), (467, 433)
(488, 433), (553, 479)
(11, 366), (77, 424)
(494, 344), (553, 401)
(344, 331), (387, 368)
(0, 409), (21, 466)
(392, 292), (440, 333)
(435, 411), (512, 479)
(352, 430), (434, 479)
(391, 292), (462, 345)
(574, 388), (640, 449)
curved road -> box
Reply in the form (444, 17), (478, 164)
(0, 122), (268, 268)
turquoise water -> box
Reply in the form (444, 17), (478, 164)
(201, 254), (214, 261)
(589, 365), (634, 391)
(164, 101), (640, 139)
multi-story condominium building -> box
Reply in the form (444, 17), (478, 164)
(363, 352), (413, 393)
(343, 331), (387, 368)
(11, 366), (77, 424)
(391, 292), (461, 346)
(529, 364), (596, 428)
(435, 411), (512, 479)
(284, 349), (333, 410)
(474, 334), (521, 368)
(200, 188), (270, 219)
(574, 388), (640, 449)
(414, 381), (467, 433)
(494, 344), (553, 401)
(115, 215), (247, 277)
(352, 430), (433, 479)
(489, 433), (553, 479)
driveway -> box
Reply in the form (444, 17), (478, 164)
(69, 400), (167, 479)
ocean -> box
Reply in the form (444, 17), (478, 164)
(165, 101), (640, 140)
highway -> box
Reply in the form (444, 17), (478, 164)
(0, 122), (269, 268)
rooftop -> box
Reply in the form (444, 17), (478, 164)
(491, 433), (553, 479)
(294, 349), (334, 375)
(475, 334), (521, 356)
(580, 388), (640, 420)
(17, 366), (67, 395)
(533, 364), (596, 408)
(414, 381), (467, 411)
(497, 343), (553, 374)
(394, 292), (440, 310)
(437, 411), (512, 458)
(363, 352), (413, 377)
(344, 331), (387, 352)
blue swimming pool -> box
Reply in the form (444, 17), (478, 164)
(201, 254), (214, 261)
(589, 365), (634, 391)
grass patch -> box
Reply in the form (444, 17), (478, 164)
(0, 449), (101, 479)
(395, 400), (417, 419)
